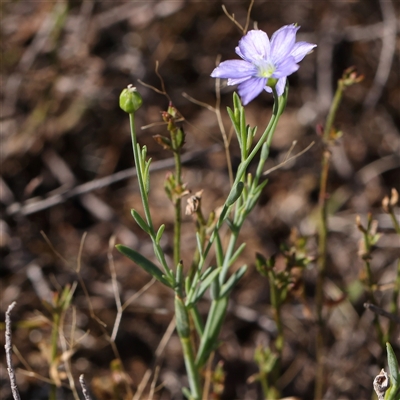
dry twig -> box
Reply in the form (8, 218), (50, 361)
(364, 0), (397, 108)
(364, 303), (400, 325)
(6, 147), (217, 217)
(263, 141), (315, 176)
(5, 302), (21, 400)
(79, 375), (92, 400)
(133, 318), (176, 400)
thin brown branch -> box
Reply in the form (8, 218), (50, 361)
(79, 375), (93, 400)
(138, 60), (172, 103)
(40, 231), (69, 265)
(364, 0), (397, 108)
(182, 62), (233, 185)
(5, 302), (21, 400)
(364, 302), (400, 325)
(182, 92), (216, 112)
(221, 4), (244, 33)
(133, 318), (176, 400)
(121, 278), (156, 312)
(243, 0), (255, 34)
(263, 141), (315, 176)
(6, 147), (217, 217)
(149, 365), (161, 399)
(109, 235), (123, 342)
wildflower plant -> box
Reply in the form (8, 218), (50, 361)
(117, 26), (316, 399)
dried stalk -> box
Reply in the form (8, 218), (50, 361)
(5, 302), (21, 400)
(79, 375), (92, 400)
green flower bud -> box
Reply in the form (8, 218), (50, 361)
(119, 84), (143, 113)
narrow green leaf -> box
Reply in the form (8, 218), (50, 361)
(184, 276), (191, 296)
(210, 277), (220, 300)
(195, 232), (203, 255)
(175, 295), (190, 338)
(214, 233), (224, 268)
(227, 107), (241, 144)
(228, 243), (246, 267)
(260, 141), (270, 161)
(182, 387), (191, 399)
(192, 268), (222, 304)
(200, 267), (213, 281)
(232, 91), (242, 113)
(226, 181), (244, 206)
(220, 265), (247, 298)
(387, 342), (400, 387)
(195, 297), (228, 368)
(176, 261), (183, 293)
(116, 244), (171, 287)
(141, 144), (147, 161)
(156, 224), (165, 243)
(144, 158), (152, 193)
(131, 209), (150, 234)
(239, 107), (246, 145)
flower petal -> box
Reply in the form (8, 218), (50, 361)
(236, 30), (270, 63)
(290, 41), (317, 63)
(272, 56), (299, 78)
(237, 77), (266, 105)
(264, 86), (273, 94)
(270, 24), (299, 64)
(210, 60), (257, 79)
(227, 76), (252, 86)
(275, 77), (287, 96)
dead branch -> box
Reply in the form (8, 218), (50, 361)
(364, 303), (400, 325)
(364, 0), (397, 109)
(6, 146), (219, 218)
(5, 302), (21, 400)
(79, 375), (92, 400)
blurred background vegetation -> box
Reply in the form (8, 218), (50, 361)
(1, 1), (399, 399)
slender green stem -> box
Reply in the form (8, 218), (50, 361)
(260, 369), (270, 400)
(219, 229), (240, 285)
(181, 336), (202, 399)
(171, 130), (183, 266)
(190, 306), (204, 336)
(174, 200), (182, 266)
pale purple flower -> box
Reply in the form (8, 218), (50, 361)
(211, 25), (317, 105)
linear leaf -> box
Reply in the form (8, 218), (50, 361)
(116, 244), (171, 287)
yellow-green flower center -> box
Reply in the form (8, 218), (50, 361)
(256, 60), (275, 78)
